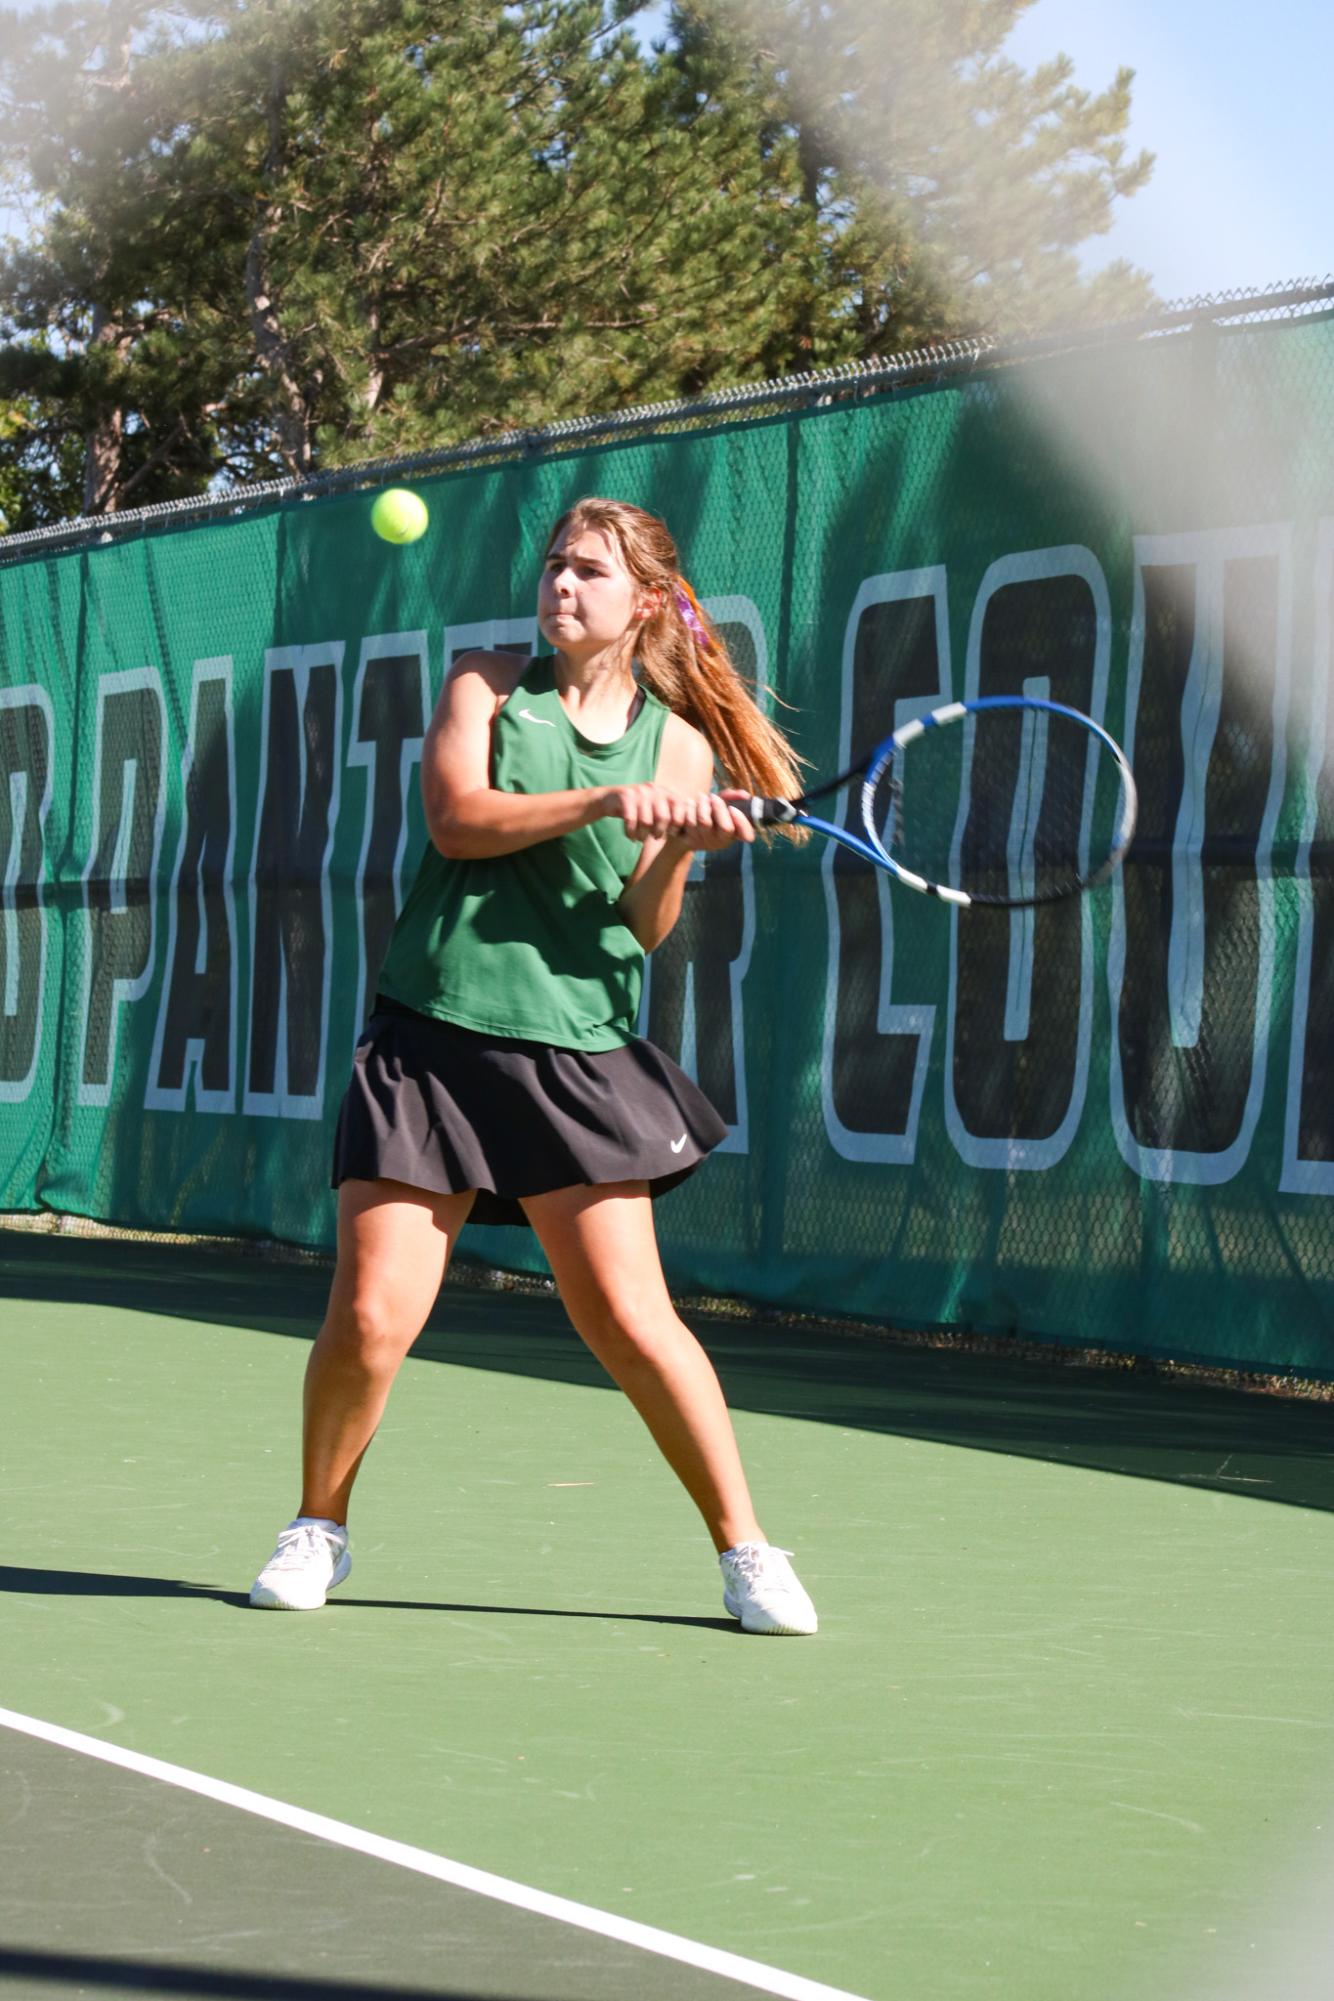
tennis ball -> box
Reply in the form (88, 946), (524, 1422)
(370, 487), (429, 545)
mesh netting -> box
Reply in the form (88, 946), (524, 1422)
(1, 287), (1332, 1376)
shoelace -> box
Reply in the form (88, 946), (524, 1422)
(270, 1523), (340, 1569)
(725, 1542), (794, 1582)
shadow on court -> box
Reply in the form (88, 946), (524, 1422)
(4, 1225), (1331, 1515)
(0, 1564), (736, 1627)
(0, 1948), (522, 1999)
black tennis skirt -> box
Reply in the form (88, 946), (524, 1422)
(331, 996), (728, 1226)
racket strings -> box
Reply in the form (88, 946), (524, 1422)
(871, 708), (1130, 904)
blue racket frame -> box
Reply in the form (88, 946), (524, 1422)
(748, 694), (1138, 907)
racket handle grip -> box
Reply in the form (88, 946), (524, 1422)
(745, 795), (799, 825)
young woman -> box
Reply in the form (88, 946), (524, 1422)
(250, 497), (817, 1634)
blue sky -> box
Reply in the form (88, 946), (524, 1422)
(1001, 0), (1334, 298)
(632, 0), (1333, 302)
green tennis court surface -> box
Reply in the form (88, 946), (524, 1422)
(4, 1226), (1334, 2001)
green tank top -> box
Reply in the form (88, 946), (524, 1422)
(378, 656), (671, 1050)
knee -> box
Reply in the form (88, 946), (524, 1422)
(581, 1301), (690, 1375)
(320, 1292), (417, 1373)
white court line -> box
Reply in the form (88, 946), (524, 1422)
(0, 1705), (872, 2001)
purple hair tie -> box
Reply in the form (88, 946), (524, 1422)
(675, 585), (710, 646)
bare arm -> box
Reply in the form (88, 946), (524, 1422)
(617, 715), (755, 952)
(423, 653), (700, 860)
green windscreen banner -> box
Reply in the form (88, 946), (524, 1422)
(2, 313), (1332, 1375)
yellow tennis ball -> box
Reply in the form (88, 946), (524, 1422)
(370, 487), (428, 544)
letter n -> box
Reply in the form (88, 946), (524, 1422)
(147, 660), (238, 1111)
(244, 645), (343, 1118)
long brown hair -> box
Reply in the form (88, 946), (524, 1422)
(543, 497), (806, 805)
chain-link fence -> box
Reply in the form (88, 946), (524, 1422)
(2, 282), (1332, 1375)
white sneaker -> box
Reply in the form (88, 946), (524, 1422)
(719, 1542), (818, 1635)
(249, 1518), (351, 1610)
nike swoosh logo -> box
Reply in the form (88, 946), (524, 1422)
(518, 707), (556, 728)
(670, 1134), (688, 1154)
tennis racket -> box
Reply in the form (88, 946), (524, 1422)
(745, 695), (1137, 907)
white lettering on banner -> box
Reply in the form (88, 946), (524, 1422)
(1109, 527), (1292, 1185)
(0, 684), (54, 1105)
(243, 644), (344, 1121)
(1280, 518), (1334, 1194)
(4, 541), (1321, 1203)
(444, 618), (538, 674)
(636, 594), (762, 1156)
(704, 594), (762, 1155)
(3, 770), (22, 1019)
(822, 568), (949, 1166)
(346, 631), (431, 1034)
(78, 667), (167, 1109)
(145, 658), (239, 1113)
(944, 546), (1112, 1172)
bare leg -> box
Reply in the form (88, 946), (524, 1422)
(299, 1177), (474, 1523)
(521, 1181), (763, 1554)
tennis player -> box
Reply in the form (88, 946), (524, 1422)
(250, 497), (817, 1634)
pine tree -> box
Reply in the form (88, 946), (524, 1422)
(673, 0), (1156, 353)
(0, 0), (1155, 529)
(0, 0), (825, 518)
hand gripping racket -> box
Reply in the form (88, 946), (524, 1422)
(745, 695), (1137, 907)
